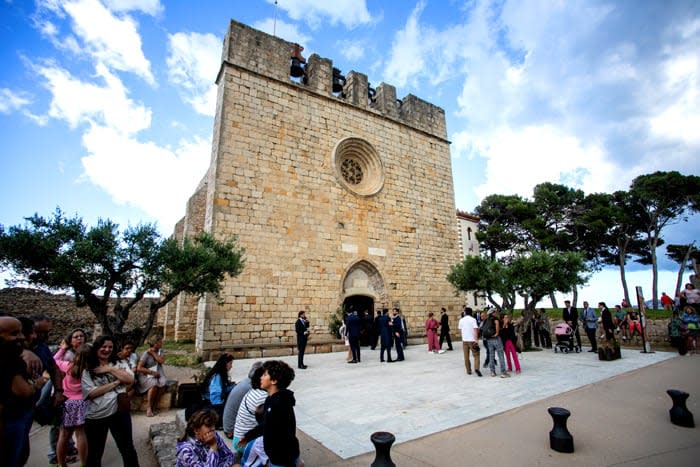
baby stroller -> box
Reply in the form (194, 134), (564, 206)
(553, 323), (581, 353)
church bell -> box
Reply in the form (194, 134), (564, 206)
(290, 43), (306, 78)
(332, 67), (346, 93)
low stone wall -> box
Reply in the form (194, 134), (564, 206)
(150, 415), (182, 467)
(130, 380), (178, 413)
(0, 287), (155, 344)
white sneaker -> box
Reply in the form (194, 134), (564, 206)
(438, 349), (446, 354)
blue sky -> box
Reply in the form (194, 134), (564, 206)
(1, 0), (698, 304)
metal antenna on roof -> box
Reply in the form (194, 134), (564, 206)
(273, 0), (278, 37)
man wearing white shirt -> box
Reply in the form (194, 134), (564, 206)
(458, 308), (482, 377)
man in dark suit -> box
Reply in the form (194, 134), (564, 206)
(295, 310), (310, 369)
(391, 308), (405, 361)
(439, 307), (454, 351)
(562, 300), (582, 351)
(378, 309), (393, 362)
(346, 310), (362, 363)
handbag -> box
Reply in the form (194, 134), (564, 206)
(116, 390), (131, 413)
(34, 387), (63, 426)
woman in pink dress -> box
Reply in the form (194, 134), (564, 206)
(425, 312), (441, 353)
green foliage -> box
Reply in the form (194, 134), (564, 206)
(447, 255), (514, 310)
(474, 194), (537, 259)
(327, 306), (345, 338)
(508, 250), (589, 307)
(531, 182), (585, 252)
(165, 353), (203, 367)
(630, 171), (700, 308)
(0, 208), (245, 344)
(448, 251), (588, 311)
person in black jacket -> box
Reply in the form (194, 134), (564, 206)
(599, 302), (615, 340)
(241, 360), (301, 467)
(439, 307), (454, 351)
(562, 300), (582, 351)
(295, 311), (309, 369)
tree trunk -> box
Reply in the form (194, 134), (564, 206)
(650, 231), (660, 310)
(618, 249), (630, 306)
(549, 292), (558, 309)
(674, 244), (694, 299)
(572, 285), (578, 307)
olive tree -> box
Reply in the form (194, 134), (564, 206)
(0, 209), (245, 344)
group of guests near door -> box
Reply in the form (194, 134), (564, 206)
(338, 308), (407, 363)
(0, 313), (171, 467)
(177, 359), (302, 467)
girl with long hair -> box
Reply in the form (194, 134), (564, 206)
(202, 354), (235, 426)
(501, 314), (521, 374)
(53, 343), (91, 466)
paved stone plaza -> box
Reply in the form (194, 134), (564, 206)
(226, 345), (677, 459)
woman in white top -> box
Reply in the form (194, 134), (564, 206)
(81, 335), (139, 467)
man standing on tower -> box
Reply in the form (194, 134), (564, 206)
(439, 307), (454, 351)
(295, 311), (309, 369)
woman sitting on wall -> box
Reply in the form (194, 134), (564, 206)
(202, 353), (235, 427)
(135, 335), (167, 417)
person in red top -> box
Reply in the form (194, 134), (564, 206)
(424, 312), (442, 354)
(660, 292), (674, 311)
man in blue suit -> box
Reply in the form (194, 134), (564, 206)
(391, 308), (405, 361)
(378, 309), (393, 362)
(346, 310), (362, 363)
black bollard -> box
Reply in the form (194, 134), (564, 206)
(370, 431), (396, 467)
(667, 389), (695, 428)
(548, 407), (574, 453)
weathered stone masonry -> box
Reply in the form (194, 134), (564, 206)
(163, 19), (465, 356)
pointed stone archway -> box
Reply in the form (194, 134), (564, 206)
(341, 260), (387, 346)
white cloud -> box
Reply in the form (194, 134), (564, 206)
(384, 1), (487, 90)
(33, 61), (151, 135)
(0, 88), (31, 114)
(463, 125), (617, 202)
(166, 32), (220, 117)
(268, 0), (372, 30)
(336, 40), (364, 61)
(649, 54), (700, 145)
(80, 125), (210, 230)
(57, 0), (154, 84)
(104, 0), (163, 16)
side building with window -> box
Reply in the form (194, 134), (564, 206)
(457, 209), (486, 309)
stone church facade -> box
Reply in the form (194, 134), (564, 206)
(162, 20), (469, 356)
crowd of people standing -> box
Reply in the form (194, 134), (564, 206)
(0, 313), (174, 467)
